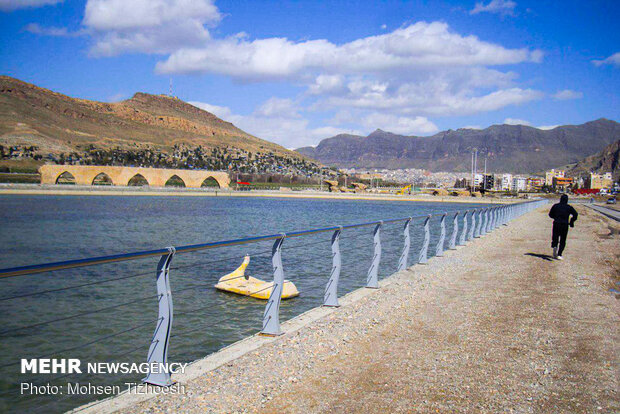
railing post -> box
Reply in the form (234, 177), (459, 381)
(261, 235), (286, 336)
(366, 222), (382, 288)
(324, 227), (342, 307)
(397, 218), (412, 271)
(435, 213), (447, 257)
(486, 208), (492, 232)
(458, 210), (468, 246)
(474, 210), (482, 238)
(486, 208), (492, 233)
(468, 210), (476, 240)
(143, 247), (175, 387)
(480, 208), (488, 236)
(449, 212), (459, 250)
(418, 215), (431, 264)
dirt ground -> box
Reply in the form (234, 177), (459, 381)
(122, 206), (619, 414)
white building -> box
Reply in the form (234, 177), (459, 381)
(474, 174), (484, 186)
(500, 173), (513, 191)
(512, 176), (527, 192)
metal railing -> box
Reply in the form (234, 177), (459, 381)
(0, 199), (546, 398)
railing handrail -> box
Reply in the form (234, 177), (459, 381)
(0, 200), (541, 278)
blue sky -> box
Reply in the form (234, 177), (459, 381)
(1, 0), (618, 148)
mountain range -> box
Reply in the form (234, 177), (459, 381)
(0, 76), (307, 163)
(2, 75), (618, 177)
(296, 119), (620, 174)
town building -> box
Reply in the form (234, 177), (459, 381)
(499, 173), (513, 191)
(586, 172), (613, 189)
(483, 174), (494, 191)
(552, 176), (573, 192)
(527, 177), (545, 192)
(511, 176), (527, 192)
(545, 169), (565, 186)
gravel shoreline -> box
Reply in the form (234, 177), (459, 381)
(113, 206), (619, 413)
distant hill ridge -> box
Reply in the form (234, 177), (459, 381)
(0, 75), (304, 160)
(296, 119), (620, 174)
(566, 139), (620, 180)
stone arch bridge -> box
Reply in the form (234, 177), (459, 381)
(39, 165), (230, 188)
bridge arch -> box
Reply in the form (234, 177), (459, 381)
(92, 172), (113, 186)
(165, 175), (186, 187)
(201, 176), (220, 188)
(127, 174), (149, 186)
(55, 171), (76, 185)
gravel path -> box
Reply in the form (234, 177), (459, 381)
(122, 206), (619, 413)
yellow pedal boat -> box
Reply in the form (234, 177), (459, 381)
(214, 255), (299, 300)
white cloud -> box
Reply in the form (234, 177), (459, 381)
(461, 125), (482, 130)
(323, 82), (542, 117)
(470, 0), (517, 16)
(592, 52), (620, 67)
(255, 97), (301, 118)
(154, 21), (542, 120)
(503, 118), (531, 126)
(308, 74), (346, 95)
(23, 23), (85, 37)
(552, 89), (583, 100)
(156, 21), (542, 76)
(189, 102), (232, 119)
(189, 99), (361, 148)
(83, 0), (221, 56)
(362, 113), (438, 135)
(0, 0), (62, 12)
(537, 125), (559, 130)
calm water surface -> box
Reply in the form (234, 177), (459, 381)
(0, 195), (487, 413)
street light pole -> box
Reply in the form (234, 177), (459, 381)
(471, 151), (474, 193)
(484, 157), (487, 190)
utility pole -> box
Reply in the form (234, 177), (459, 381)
(473, 149), (478, 192)
(484, 157), (487, 190)
(471, 149), (478, 193)
(471, 151), (474, 193)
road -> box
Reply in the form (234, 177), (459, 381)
(588, 204), (620, 222)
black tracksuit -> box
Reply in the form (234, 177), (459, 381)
(548, 195), (578, 256)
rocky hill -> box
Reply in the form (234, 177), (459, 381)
(297, 119), (620, 174)
(566, 139), (620, 180)
(0, 76), (316, 173)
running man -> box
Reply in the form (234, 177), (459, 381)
(548, 194), (578, 260)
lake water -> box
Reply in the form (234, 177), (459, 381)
(0, 195), (488, 413)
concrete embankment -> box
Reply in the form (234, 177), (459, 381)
(0, 184), (517, 204)
(78, 206), (619, 413)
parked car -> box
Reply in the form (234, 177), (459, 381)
(607, 197), (617, 204)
